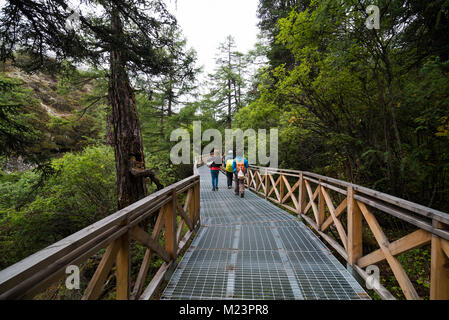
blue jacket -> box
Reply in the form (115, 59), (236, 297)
(232, 156), (249, 174)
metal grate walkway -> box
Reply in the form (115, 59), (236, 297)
(161, 166), (370, 300)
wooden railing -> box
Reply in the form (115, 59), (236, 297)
(246, 165), (449, 300)
(0, 163), (201, 300)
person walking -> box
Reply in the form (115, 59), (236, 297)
(224, 150), (234, 189)
(232, 152), (249, 198)
(207, 150), (222, 191)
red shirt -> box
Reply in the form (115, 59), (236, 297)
(208, 156), (222, 171)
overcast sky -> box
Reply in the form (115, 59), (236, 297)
(166, 0), (260, 77)
(0, 0), (261, 81)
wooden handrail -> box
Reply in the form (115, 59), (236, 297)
(250, 165), (449, 226)
(0, 170), (201, 300)
(246, 165), (449, 300)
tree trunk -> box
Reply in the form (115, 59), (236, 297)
(227, 42), (232, 129)
(227, 78), (232, 129)
(375, 72), (395, 193)
(109, 8), (147, 210)
(105, 111), (114, 146)
(168, 74), (173, 116)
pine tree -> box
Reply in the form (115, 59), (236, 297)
(0, 0), (178, 209)
(208, 35), (246, 128)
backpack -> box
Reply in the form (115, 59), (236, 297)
(236, 158), (246, 179)
(225, 159), (234, 172)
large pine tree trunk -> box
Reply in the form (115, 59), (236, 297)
(105, 111), (114, 146)
(109, 9), (147, 209)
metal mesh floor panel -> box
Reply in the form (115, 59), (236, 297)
(161, 166), (370, 300)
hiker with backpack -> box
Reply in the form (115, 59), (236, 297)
(207, 149), (222, 191)
(232, 152), (249, 198)
(224, 150), (234, 189)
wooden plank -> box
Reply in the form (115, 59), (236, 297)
(249, 169), (256, 189)
(153, 209), (166, 237)
(131, 249), (152, 300)
(253, 165), (449, 224)
(249, 165), (301, 175)
(127, 196), (172, 229)
(134, 228), (193, 301)
(299, 173), (307, 215)
(303, 184), (320, 215)
(321, 186), (348, 252)
(347, 187), (362, 266)
(303, 169), (449, 225)
(282, 204), (298, 214)
(268, 175), (281, 201)
(0, 174), (199, 296)
(265, 172), (270, 199)
(131, 209), (165, 300)
(281, 175), (300, 209)
(352, 265), (396, 300)
(176, 198), (193, 231)
(82, 240), (120, 300)
(116, 232), (130, 300)
(188, 187), (196, 225)
(194, 182), (200, 225)
(357, 201), (420, 300)
(139, 261), (173, 300)
(0, 207), (128, 293)
(321, 198), (347, 232)
(304, 180), (320, 226)
(183, 188), (193, 214)
(357, 229), (431, 268)
(430, 221), (449, 300)
(177, 229), (196, 256)
(355, 194), (449, 241)
(254, 170), (260, 191)
(318, 182), (325, 228)
(442, 239), (449, 258)
(165, 191), (177, 259)
(3, 226), (128, 300)
(304, 177), (347, 196)
(257, 170), (266, 193)
(279, 174), (285, 204)
(176, 219), (185, 245)
(131, 226), (171, 263)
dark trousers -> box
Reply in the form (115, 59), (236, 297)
(226, 171), (233, 187)
(234, 174), (245, 195)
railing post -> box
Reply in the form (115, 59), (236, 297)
(347, 186), (363, 266)
(264, 169), (269, 199)
(195, 181), (201, 226)
(116, 230), (130, 300)
(165, 190), (177, 260)
(189, 185), (196, 227)
(430, 220), (449, 300)
(299, 172), (306, 215)
(279, 174), (285, 204)
(318, 180), (325, 227)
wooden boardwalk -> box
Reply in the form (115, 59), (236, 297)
(161, 166), (370, 300)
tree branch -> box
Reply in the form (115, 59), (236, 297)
(130, 168), (164, 190)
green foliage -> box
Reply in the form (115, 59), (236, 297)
(0, 146), (116, 269)
(0, 170), (40, 210)
(136, 92), (202, 187)
(0, 73), (43, 158)
(0, 63), (106, 171)
(235, 0), (449, 212)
